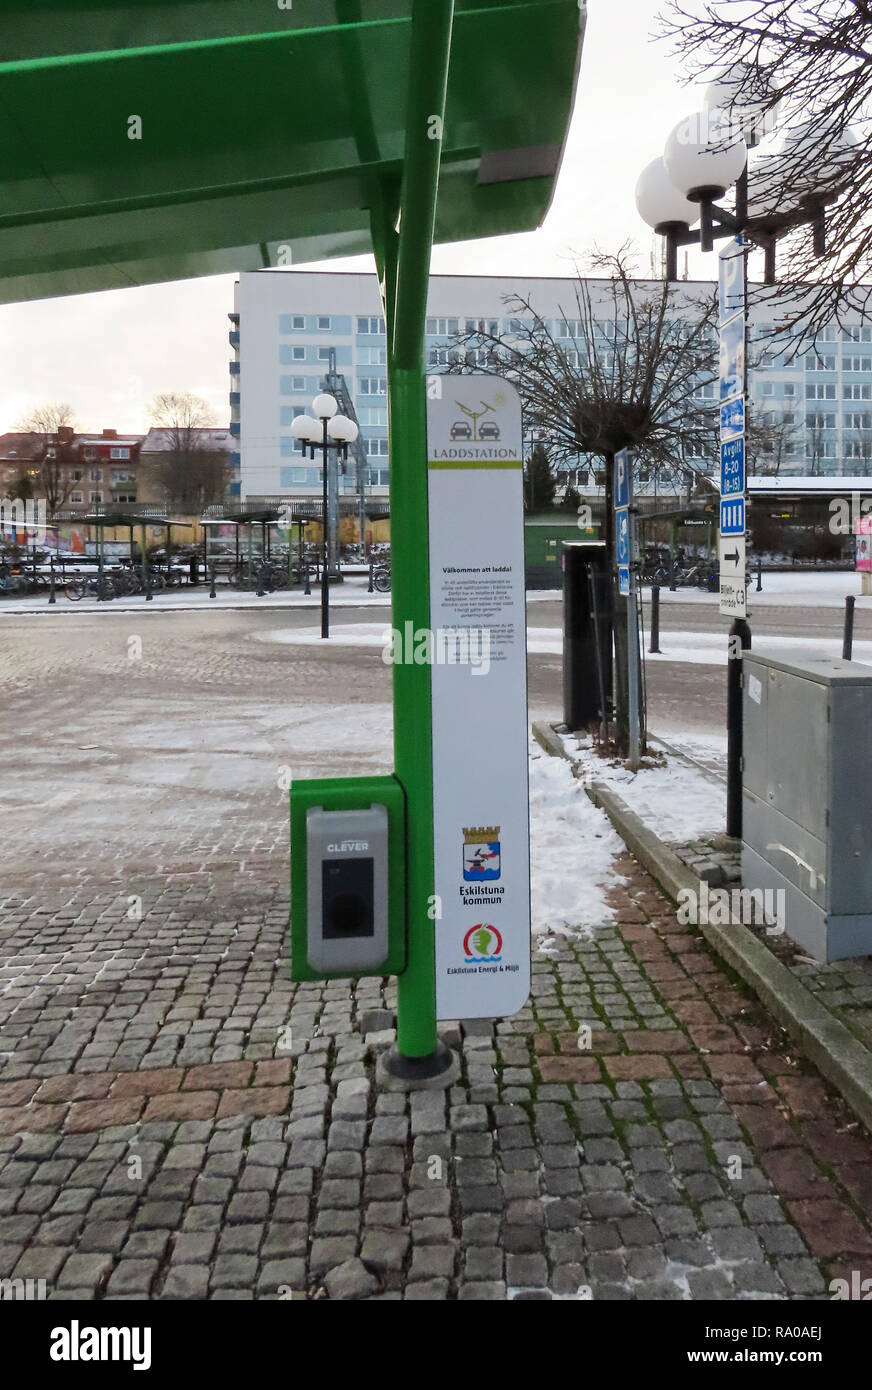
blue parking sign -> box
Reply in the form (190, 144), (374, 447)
(613, 449), (630, 510)
(720, 436), (745, 497)
(720, 396), (745, 441)
(720, 497), (745, 535)
(719, 314), (745, 404)
(616, 507), (630, 565)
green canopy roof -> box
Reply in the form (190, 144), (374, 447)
(0, 0), (585, 304)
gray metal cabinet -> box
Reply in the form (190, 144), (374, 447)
(742, 650), (872, 961)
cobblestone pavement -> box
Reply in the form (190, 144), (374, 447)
(2, 611), (872, 1300)
(2, 853), (872, 1300)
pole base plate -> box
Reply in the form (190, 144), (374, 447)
(376, 1039), (459, 1092)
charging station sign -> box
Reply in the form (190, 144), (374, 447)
(426, 375), (531, 1020)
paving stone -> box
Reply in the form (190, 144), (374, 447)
(324, 1258), (379, 1300)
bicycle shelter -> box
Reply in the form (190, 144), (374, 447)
(1, 1), (586, 1074)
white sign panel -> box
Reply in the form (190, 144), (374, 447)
(719, 533), (747, 618)
(427, 376), (531, 1020)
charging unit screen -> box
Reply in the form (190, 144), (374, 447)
(322, 858), (375, 938)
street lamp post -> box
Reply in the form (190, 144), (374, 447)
(291, 393), (358, 638)
(635, 64), (853, 284)
(635, 65), (856, 841)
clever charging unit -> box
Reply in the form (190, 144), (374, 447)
(290, 775), (406, 981)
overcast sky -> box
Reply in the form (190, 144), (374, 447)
(0, 0), (719, 436)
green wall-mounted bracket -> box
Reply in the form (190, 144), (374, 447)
(290, 774), (407, 983)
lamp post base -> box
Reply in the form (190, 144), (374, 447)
(376, 1039), (459, 1092)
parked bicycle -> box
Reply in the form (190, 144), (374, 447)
(228, 559), (292, 591)
(372, 560), (391, 593)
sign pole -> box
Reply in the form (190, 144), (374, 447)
(372, 0), (457, 1084)
(719, 235), (750, 838)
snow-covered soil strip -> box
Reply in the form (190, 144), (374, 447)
(565, 733), (726, 844)
(528, 739), (626, 944)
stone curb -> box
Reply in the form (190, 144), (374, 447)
(529, 720), (872, 1135)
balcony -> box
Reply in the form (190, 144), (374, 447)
(229, 391), (240, 407)
(229, 330), (240, 348)
(229, 422), (240, 438)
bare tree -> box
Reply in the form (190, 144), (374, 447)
(146, 392), (226, 511)
(446, 249), (719, 752)
(746, 406), (803, 476)
(447, 248), (719, 535)
(661, 1), (872, 337)
(14, 402), (78, 513)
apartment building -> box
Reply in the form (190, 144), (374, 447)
(231, 269), (872, 507)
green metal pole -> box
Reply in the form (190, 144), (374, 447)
(374, 0), (454, 1065)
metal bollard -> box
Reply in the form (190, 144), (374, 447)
(304, 563), (311, 596)
(756, 557), (763, 592)
(726, 618), (752, 839)
(843, 594), (856, 661)
(209, 565), (216, 599)
(649, 585), (661, 654)
(368, 560), (375, 594)
(48, 560), (56, 605)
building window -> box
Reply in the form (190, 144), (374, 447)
(368, 467), (390, 486)
(318, 347), (331, 361)
(806, 384), (836, 399)
(293, 346), (305, 360)
(807, 412), (836, 429)
(70, 491), (83, 503)
(358, 346), (387, 365)
(844, 383), (872, 400)
(783, 383), (796, 397)
(358, 406), (388, 426)
(280, 466), (320, 487)
(111, 470), (135, 483)
(358, 376), (387, 395)
(292, 376), (306, 390)
(317, 316), (331, 330)
(110, 447), (130, 460)
(425, 317), (459, 336)
(357, 316), (385, 335)
(845, 412), (872, 430)
(71, 469), (83, 481)
(364, 437), (389, 457)
(83, 447), (97, 461)
(762, 382), (775, 396)
(805, 353), (836, 371)
(89, 468), (102, 481)
(843, 356), (872, 372)
(89, 491), (103, 502)
(843, 325), (872, 343)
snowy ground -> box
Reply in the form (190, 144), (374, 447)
(645, 570), (872, 608)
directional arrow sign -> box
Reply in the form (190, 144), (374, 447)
(719, 533), (747, 618)
(719, 533), (746, 574)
